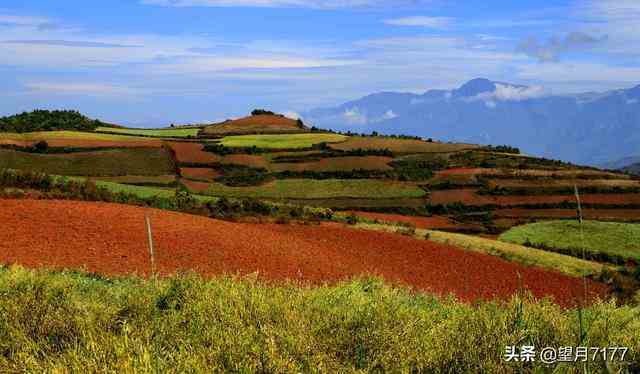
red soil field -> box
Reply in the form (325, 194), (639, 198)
(180, 167), (220, 182)
(0, 199), (607, 306)
(430, 189), (640, 206)
(221, 154), (269, 168)
(202, 115), (306, 135)
(495, 208), (640, 221)
(166, 142), (221, 164)
(349, 211), (471, 230)
(181, 179), (212, 193)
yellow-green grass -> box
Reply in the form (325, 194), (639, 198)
(329, 136), (479, 153)
(499, 221), (640, 263)
(0, 130), (153, 142)
(220, 133), (347, 149)
(202, 179), (426, 199)
(354, 222), (607, 278)
(0, 266), (637, 372)
(96, 126), (201, 138)
(0, 148), (174, 177)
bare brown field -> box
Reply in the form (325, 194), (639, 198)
(488, 179), (640, 189)
(329, 137), (479, 153)
(180, 168), (220, 182)
(0, 199), (607, 305)
(201, 115), (306, 135)
(430, 189), (640, 206)
(270, 156), (393, 172)
(221, 154), (269, 168)
(181, 179), (212, 193)
(167, 142), (221, 164)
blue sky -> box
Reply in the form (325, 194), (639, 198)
(1, 0), (639, 126)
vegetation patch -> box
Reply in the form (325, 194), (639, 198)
(0, 267), (636, 372)
(499, 220), (640, 264)
(0, 148), (175, 177)
(271, 156), (393, 173)
(93, 175), (177, 187)
(0, 110), (107, 133)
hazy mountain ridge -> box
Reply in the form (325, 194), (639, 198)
(304, 78), (640, 166)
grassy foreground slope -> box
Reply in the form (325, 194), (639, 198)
(500, 221), (640, 263)
(0, 265), (637, 372)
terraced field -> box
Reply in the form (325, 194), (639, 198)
(166, 142), (221, 164)
(220, 133), (347, 149)
(499, 221), (640, 263)
(329, 137), (478, 153)
(96, 126), (200, 138)
(0, 148), (175, 177)
(0, 131), (162, 148)
(270, 156), (393, 172)
(201, 179), (426, 199)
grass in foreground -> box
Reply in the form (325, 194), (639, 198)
(204, 179), (426, 199)
(354, 222), (607, 278)
(499, 221), (640, 264)
(219, 133), (347, 149)
(0, 265), (637, 373)
(96, 126), (200, 138)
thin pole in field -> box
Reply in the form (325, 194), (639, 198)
(145, 212), (156, 280)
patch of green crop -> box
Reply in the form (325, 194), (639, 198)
(499, 220), (640, 263)
(220, 133), (347, 149)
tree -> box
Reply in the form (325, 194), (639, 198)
(33, 140), (49, 153)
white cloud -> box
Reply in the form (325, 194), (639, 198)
(466, 84), (548, 103)
(381, 109), (397, 120)
(283, 110), (301, 119)
(383, 16), (452, 28)
(24, 82), (138, 96)
(343, 107), (368, 125)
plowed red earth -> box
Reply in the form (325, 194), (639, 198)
(0, 200), (607, 306)
(167, 142), (221, 164)
(349, 211), (475, 230)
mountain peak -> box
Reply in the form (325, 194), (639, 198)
(454, 78), (497, 98)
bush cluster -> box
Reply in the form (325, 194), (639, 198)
(0, 110), (105, 133)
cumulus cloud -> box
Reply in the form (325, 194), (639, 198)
(381, 109), (397, 120)
(343, 107), (368, 125)
(24, 82), (138, 96)
(283, 110), (301, 119)
(469, 84), (548, 103)
(383, 16), (452, 28)
(517, 31), (607, 62)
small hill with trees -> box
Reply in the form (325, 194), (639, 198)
(200, 110), (308, 136)
(0, 110), (108, 133)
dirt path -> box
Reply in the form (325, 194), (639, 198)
(0, 199), (607, 306)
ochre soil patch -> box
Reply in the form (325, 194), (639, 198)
(0, 199), (607, 306)
(430, 189), (640, 206)
(495, 209), (640, 221)
(167, 142), (221, 164)
(181, 167), (220, 182)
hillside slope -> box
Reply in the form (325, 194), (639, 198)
(201, 114), (306, 136)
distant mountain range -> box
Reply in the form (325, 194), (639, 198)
(304, 78), (640, 166)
